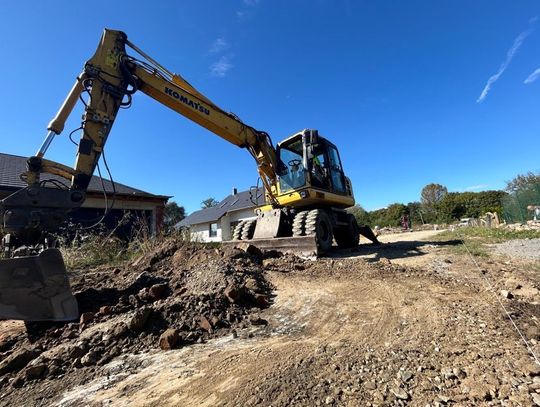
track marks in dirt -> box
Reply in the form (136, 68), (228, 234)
(59, 258), (489, 407)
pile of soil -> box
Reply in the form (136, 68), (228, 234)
(0, 241), (273, 393)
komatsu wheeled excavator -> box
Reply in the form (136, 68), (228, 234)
(0, 29), (379, 322)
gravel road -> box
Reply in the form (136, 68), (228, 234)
(493, 238), (540, 261)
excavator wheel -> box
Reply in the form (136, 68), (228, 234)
(232, 219), (256, 241)
(292, 211), (309, 236)
(305, 209), (333, 253)
(241, 219), (256, 240)
(334, 214), (360, 248)
(232, 221), (246, 240)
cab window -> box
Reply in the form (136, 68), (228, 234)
(278, 140), (306, 192)
(328, 146), (346, 193)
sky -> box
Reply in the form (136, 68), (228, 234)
(1, 1), (539, 213)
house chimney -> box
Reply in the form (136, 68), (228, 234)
(232, 187), (237, 195)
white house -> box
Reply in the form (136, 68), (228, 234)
(177, 188), (263, 242)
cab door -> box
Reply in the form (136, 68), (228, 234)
(327, 145), (346, 194)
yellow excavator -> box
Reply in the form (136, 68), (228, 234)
(0, 29), (379, 322)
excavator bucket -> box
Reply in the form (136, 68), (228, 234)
(0, 248), (78, 321)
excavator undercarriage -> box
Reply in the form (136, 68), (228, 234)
(225, 207), (380, 258)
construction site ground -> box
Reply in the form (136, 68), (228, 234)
(1, 229), (540, 406)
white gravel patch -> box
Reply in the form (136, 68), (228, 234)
(492, 238), (540, 261)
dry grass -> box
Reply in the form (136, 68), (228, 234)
(60, 228), (190, 270)
(58, 214), (190, 269)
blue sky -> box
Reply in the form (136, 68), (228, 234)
(1, 1), (539, 213)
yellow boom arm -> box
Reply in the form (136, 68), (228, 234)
(35, 29), (279, 204)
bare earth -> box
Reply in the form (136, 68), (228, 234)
(58, 231), (540, 406)
(2, 230), (540, 406)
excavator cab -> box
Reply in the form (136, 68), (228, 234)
(241, 129), (379, 254)
(276, 129), (353, 203)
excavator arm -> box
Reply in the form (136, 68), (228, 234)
(35, 29), (278, 200)
(0, 29), (279, 321)
(3, 29), (281, 256)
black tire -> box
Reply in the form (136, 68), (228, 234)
(232, 221), (245, 240)
(305, 209), (333, 253)
(241, 219), (256, 240)
(292, 211), (308, 237)
(334, 214), (360, 248)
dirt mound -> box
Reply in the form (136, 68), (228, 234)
(0, 241), (273, 393)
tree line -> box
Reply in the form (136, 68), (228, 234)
(348, 171), (540, 228)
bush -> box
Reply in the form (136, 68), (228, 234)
(435, 190), (507, 223)
(347, 205), (371, 226)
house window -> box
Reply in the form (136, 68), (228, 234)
(209, 223), (218, 237)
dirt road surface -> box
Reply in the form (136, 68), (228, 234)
(45, 230), (540, 407)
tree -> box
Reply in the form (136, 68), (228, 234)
(384, 203), (408, 227)
(164, 201), (186, 232)
(406, 201), (423, 225)
(347, 205), (371, 226)
(201, 197), (219, 208)
(367, 203), (407, 227)
(435, 190), (507, 223)
(421, 183), (448, 208)
(504, 171), (540, 222)
(506, 171), (540, 193)
(475, 190), (507, 215)
(420, 183), (448, 222)
(435, 192), (467, 223)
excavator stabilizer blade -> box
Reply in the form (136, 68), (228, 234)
(0, 248), (78, 321)
(223, 235), (319, 259)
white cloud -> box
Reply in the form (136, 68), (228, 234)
(476, 29), (533, 103)
(209, 37), (229, 54)
(524, 67), (540, 84)
(237, 0), (259, 20)
(210, 56), (233, 77)
(236, 10), (251, 20)
(464, 184), (489, 191)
